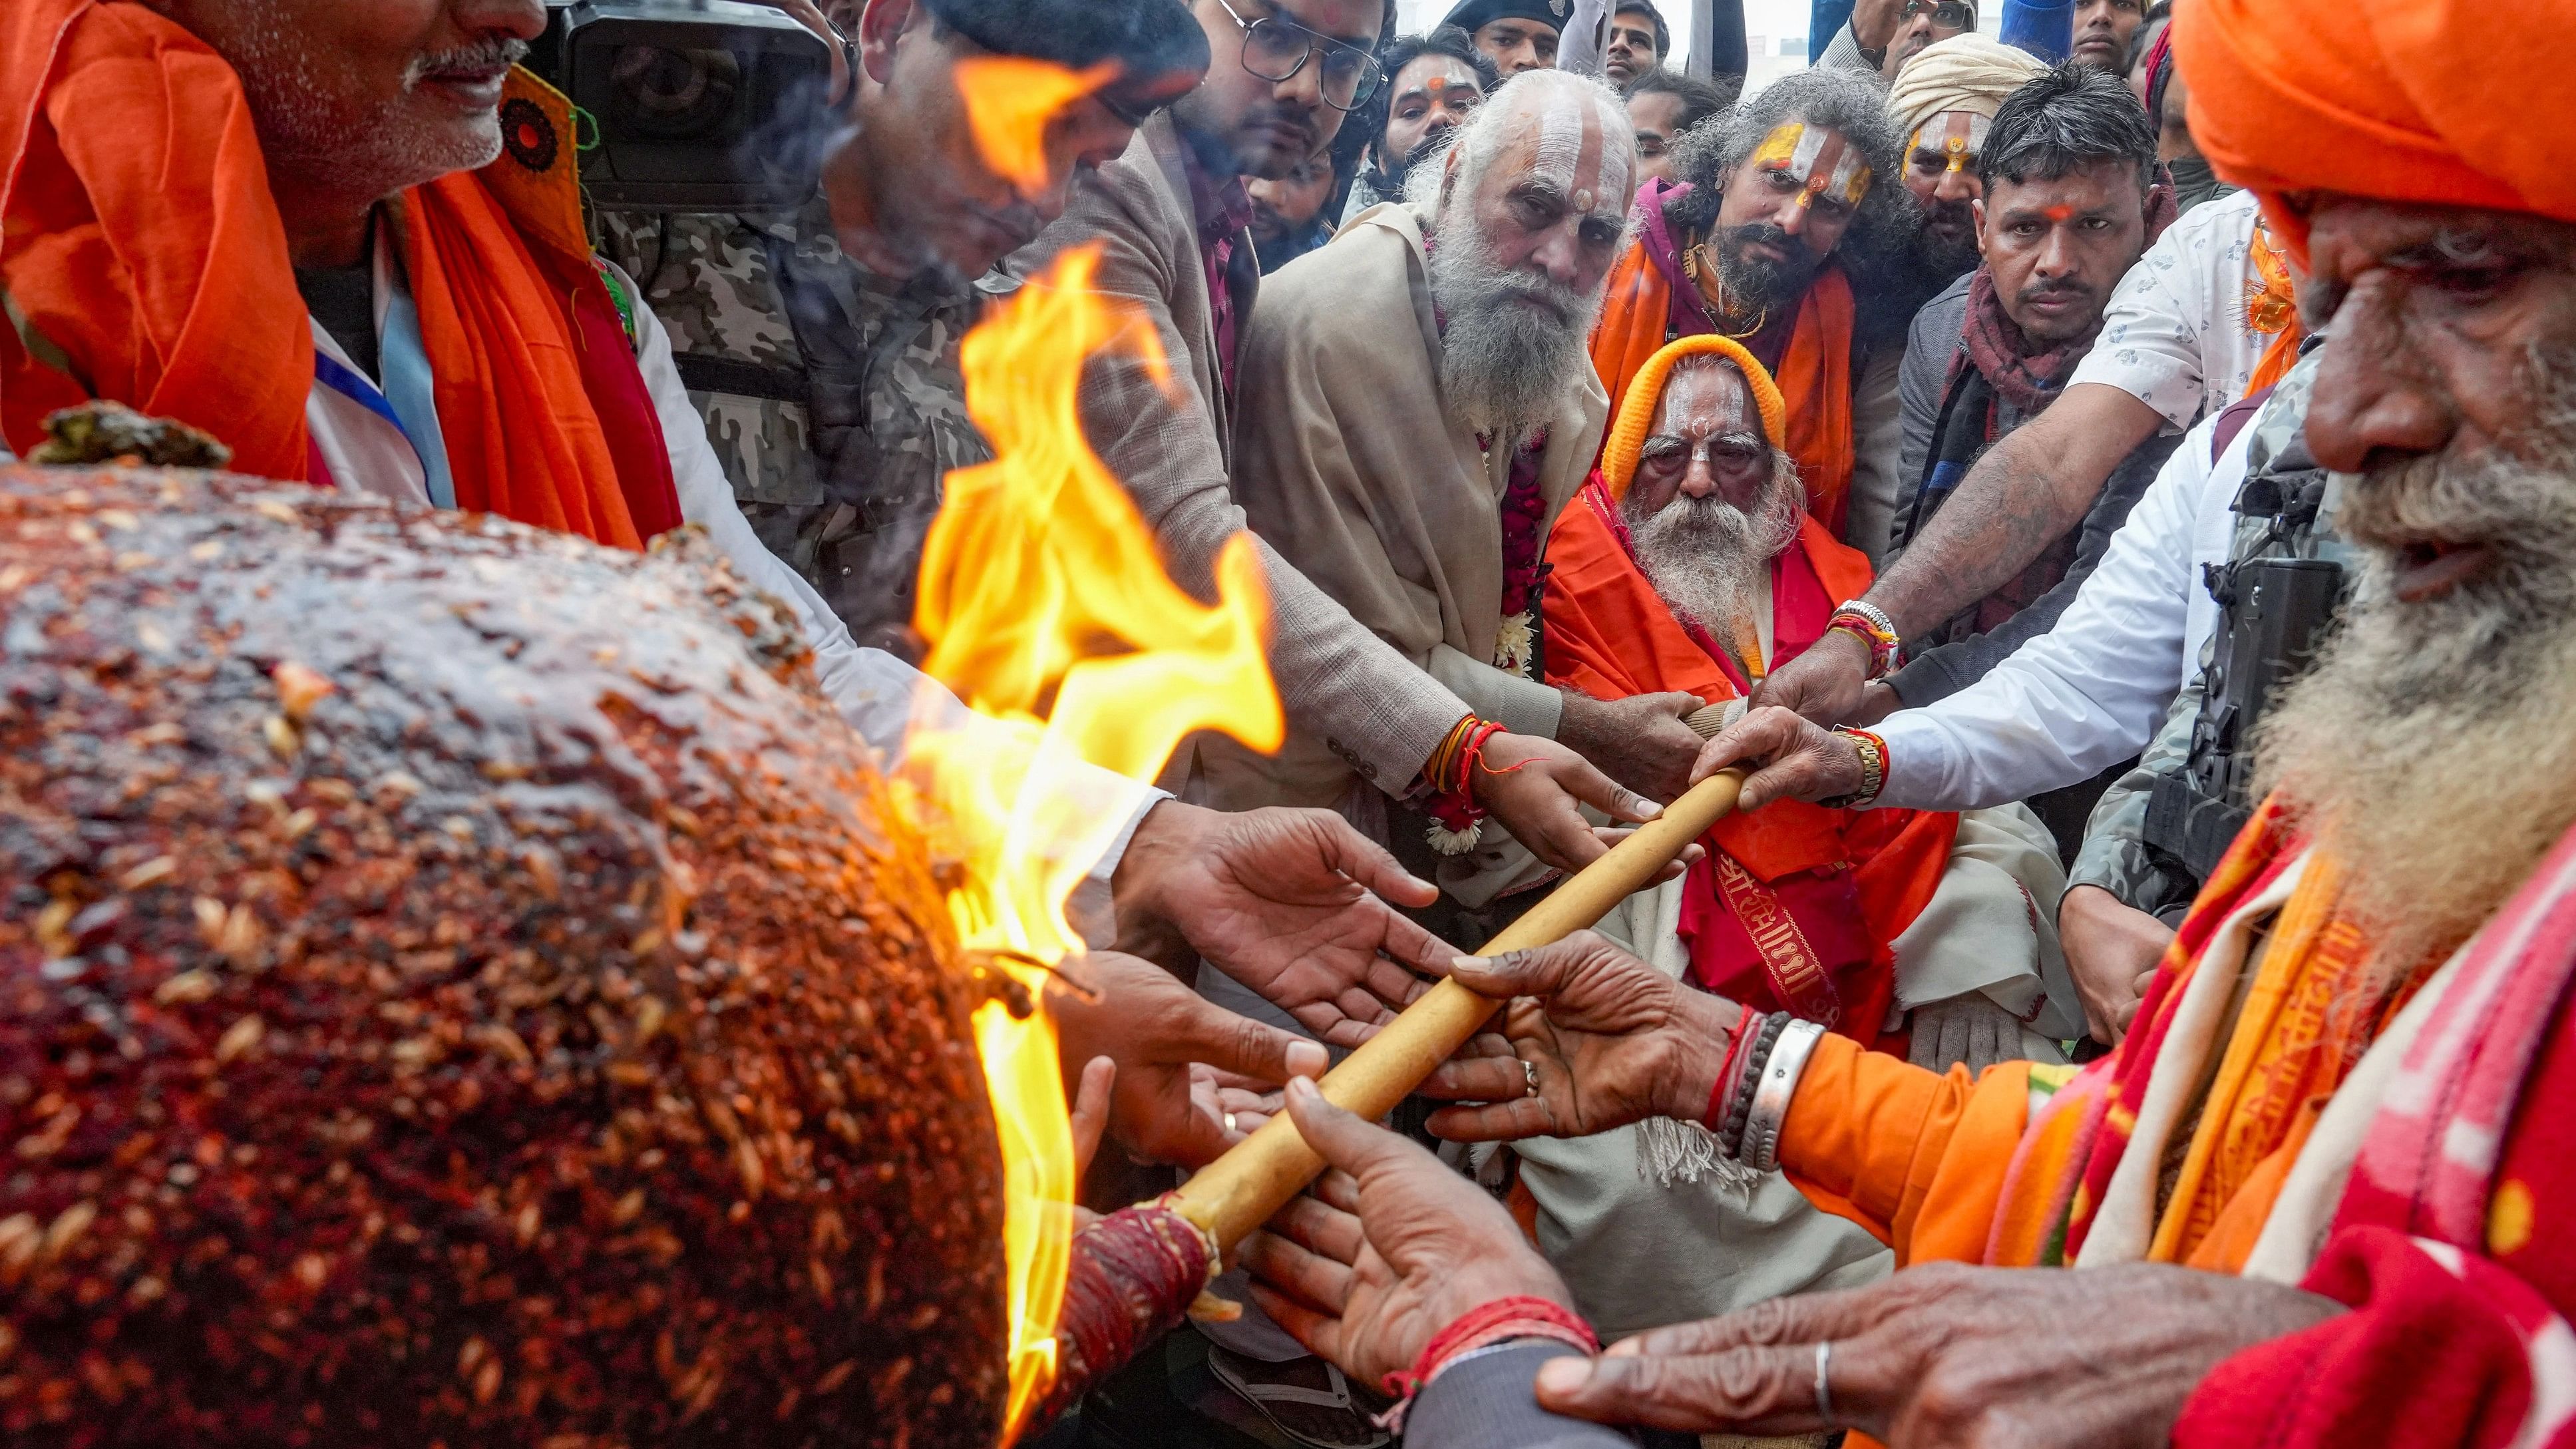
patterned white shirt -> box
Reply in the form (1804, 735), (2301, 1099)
(2065, 188), (2272, 431)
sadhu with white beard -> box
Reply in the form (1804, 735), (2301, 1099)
(1216, 69), (1714, 895)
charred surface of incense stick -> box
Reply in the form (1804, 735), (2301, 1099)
(1169, 772), (1746, 1250)
(0, 469), (1005, 1448)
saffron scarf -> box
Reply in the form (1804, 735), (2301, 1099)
(1, 0), (312, 478)
(1588, 180), (1858, 537)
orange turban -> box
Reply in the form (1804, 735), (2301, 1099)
(2174, 0), (2576, 264)
(1598, 335), (1785, 499)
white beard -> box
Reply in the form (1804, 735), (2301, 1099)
(1427, 214), (1606, 439)
(2256, 375), (2576, 978)
(1623, 457), (1805, 642)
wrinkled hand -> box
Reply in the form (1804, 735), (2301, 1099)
(1413, 933), (1736, 1142)
(1907, 993), (2028, 1076)
(1473, 731), (1670, 875)
(1533, 1260), (2342, 1444)
(1847, 681), (1902, 727)
(2060, 885), (2179, 1045)
(1047, 951), (1328, 1168)
(1115, 803), (1451, 1048)
(1242, 1078), (1576, 1389)
(1557, 690), (1709, 805)
(1690, 706), (1867, 811)
(1748, 628), (1875, 726)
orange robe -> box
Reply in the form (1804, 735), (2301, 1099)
(1545, 477), (1952, 1048)
(1586, 182), (1858, 537)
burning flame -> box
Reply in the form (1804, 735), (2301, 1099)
(898, 249), (1282, 1436)
(952, 57), (1118, 198)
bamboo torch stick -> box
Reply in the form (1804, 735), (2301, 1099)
(1165, 769), (1746, 1251)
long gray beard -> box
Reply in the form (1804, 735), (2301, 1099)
(1428, 228), (1602, 437)
(1624, 464), (1803, 640)
(2255, 379), (2576, 978)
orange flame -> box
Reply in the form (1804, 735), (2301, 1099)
(898, 246), (1282, 1437)
(952, 57), (1119, 199)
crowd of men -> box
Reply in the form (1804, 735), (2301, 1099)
(3, 0), (2571, 1444)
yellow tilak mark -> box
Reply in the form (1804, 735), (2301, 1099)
(1753, 122), (1806, 168)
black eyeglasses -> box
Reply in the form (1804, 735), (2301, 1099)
(1212, 0), (1386, 112)
(1902, 0), (1977, 27)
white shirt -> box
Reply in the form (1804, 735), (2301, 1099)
(1874, 409), (2253, 811)
(302, 256), (1161, 931)
(2066, 188), (2273, 430)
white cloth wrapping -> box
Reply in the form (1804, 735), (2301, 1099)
(1884, 34), (2052, 136)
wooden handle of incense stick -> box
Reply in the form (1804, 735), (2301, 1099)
(1165, 769), (1747, 1250)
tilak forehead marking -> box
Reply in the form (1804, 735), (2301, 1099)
(1531, 96), (1616, 214)
(1754, 121), (1872, 208)
(1911, 112), (1991, 175)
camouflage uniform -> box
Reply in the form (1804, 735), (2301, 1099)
(596, 201), (994, 656)
(2069, 353), (2351, 917)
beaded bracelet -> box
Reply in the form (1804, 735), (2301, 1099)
(1826, 600), (1903, 680)
(1741, 1018), (1829, 1174)
(1719, 1010), (1790, 1157)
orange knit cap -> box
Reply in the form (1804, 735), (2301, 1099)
(1598, 333), (1787, 499)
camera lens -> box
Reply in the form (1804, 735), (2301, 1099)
(608, 44), (745, 142)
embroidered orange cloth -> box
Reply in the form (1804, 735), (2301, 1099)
(2173, 0), (2576, 266)
(1545, 476), (1952, 1047)
(1776, 799), (2405, 1275)
(1, 0), (313, 479)
(1588, 228), (1858, 536)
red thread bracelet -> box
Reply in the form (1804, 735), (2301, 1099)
(1380, 1295), (1599, 1431)
(1705, 1008), (1762, 1130)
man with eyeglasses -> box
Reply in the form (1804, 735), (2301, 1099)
(1021, 0), (1667, 905)
(1821, 0), (1976, 79)
(1442, 0), (1566, 76)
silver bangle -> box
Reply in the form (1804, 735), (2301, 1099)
(1740, 1018), (1829, 1174)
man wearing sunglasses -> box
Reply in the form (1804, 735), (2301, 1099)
(1022, 0), (1668, 898)
(1821, 0), (1976, 79)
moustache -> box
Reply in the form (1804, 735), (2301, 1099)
(1405, 121), (1457, 167)
(2016, 279), (2095, 306)
(408, 37), (530, 83)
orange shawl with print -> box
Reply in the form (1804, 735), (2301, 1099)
(1588, 234), (1857, 537)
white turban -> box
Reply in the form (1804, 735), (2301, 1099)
(1886, 34), (2051, 140)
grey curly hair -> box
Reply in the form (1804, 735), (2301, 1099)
(1662, 68), (1914, 278)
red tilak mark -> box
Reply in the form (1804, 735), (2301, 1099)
(2044, 205), (2075, 222)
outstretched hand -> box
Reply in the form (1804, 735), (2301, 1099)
(1115, 803), (1451, 1048)
(1532, 1260), (2340, 1445)
(1240, 1078), (1575, 1390)
(1414, 932), (1736, 1143)
(1047, 950), (1328, 1168)
(1690, 706), (1869, 812)
(1473, 731), (1669, 875)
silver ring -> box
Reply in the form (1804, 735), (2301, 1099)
(1813, 1340), (1834, 1424)
(1224, 1112), (1238, 1134)
(1522, 1059), (1540, 1098)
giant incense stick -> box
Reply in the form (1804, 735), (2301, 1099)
(1023, 769), (1747, 1437)
(1170, 767), (1748, 1248)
